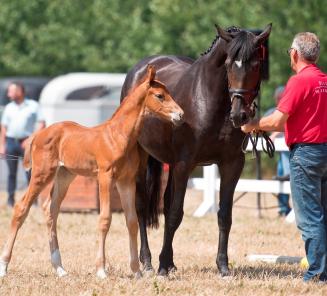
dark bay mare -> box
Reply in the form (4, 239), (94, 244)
(120, 24), (272, 276)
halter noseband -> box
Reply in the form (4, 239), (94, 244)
(229, 81), (260, 107)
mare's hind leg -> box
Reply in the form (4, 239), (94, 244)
(216, 154), (245, 277)
(95, 171), (113, 279)
(44, 167), (75, 277)
(117, 179), (141, 278)
(135, 150), (154, 273)
(158, 161), (191, 276)
(0, 167), (56, 277)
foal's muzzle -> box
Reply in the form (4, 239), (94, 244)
(171, 111), (184, 126)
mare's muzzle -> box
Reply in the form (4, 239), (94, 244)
(229, 87), (259, 127)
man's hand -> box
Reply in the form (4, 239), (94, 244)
(241, 119), (258, 134)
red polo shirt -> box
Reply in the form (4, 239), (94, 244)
(277, 64), (327, 147)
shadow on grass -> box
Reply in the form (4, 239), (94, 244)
(199, 263), (303, 280)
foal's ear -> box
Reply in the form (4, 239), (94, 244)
(145, 64), (156, 83)
(215, 24), (233, 43)
(254, 23), (272, 46)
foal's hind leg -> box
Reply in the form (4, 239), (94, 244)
(117, 179), (141, 278)
(0, 167), (56, 277)
(95, 171), (113, 279)
(44, 167), (75, 277)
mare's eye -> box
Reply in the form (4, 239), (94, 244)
(155, 94), (164, 101)
(251, 61), (260, 72)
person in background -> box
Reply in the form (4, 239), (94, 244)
(265, 86), (291, 217)
(241, 32), (327, 282)
(0, 82), (45, 207)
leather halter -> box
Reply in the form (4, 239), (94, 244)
(229, 80), (261, 108)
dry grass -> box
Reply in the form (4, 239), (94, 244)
(0, 189), (326, 296)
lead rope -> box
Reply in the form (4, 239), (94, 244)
(241, 100), (275, 159)
(242, 131), (275, 158)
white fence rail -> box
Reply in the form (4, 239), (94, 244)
(191, 137), (290, 217)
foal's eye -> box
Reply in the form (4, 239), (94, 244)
(155, 94), (164, 101)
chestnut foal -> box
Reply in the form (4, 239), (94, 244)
(0, 65), (184, 279)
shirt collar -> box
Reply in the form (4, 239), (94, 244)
(298, 63), (317, 74)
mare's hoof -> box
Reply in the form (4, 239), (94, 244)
(157, 268), (168, 277)
(218, 266), (231, 277)
(134, 271), (142, 279)
(0, 260), (7, 277)
(56, 266), (68, 277)
(143, 267), (155, 278)
(96, 268), (107, 279)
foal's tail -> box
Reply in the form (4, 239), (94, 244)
(145, 155), (163, 228)
(23, 134), (36, 170)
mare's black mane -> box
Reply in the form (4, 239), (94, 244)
(201, 26), (257, 63)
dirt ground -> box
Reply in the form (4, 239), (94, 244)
(0, 189), (326, 296)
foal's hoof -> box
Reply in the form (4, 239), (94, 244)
(134, 271), (142, 279)
(56, 267), (68, 277)
(96, 268), (107, 279)
(0, 261), (8, 277)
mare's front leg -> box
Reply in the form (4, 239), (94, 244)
(95, 170), (113, 279)
(44, 167), (75, 277)
(158, 161), (190, 276)
(117, 178), (142, 278)
(216, 153), (245, 276)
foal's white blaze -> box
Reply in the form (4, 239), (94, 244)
(96, 268), (107, 279)
(58, 161), (65, 167)
(235, 60), (242, 68)
(0, 260), (8, 277)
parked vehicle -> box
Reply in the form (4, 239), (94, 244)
(39, 73), (126, 127)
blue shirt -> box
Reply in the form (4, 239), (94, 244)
(1, 99), (44, 138)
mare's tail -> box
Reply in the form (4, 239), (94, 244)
(145, 155), (163, 228)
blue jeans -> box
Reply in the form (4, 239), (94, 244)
(277, 152), (291, 215)
(5, 137), (30, 205)
(290, 143), (327, 281)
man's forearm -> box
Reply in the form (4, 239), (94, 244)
(257, 115), (285, 132)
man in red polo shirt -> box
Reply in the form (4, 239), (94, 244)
(242, 32), (327, 282)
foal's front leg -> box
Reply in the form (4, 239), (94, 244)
(116, 179), (142, 278)
(95, 171), (113, 279)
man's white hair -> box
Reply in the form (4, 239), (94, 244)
(291, 32), (320, 63)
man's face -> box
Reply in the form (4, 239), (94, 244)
(289, 48), (298, 72)
(7, 84), (24, 101)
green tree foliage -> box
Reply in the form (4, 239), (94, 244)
(0, 0), (326, 111)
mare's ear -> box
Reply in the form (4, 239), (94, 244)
(145, 64), (156, 83)
(254, 23), (272, 46)
(215, 24), (233, 43)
